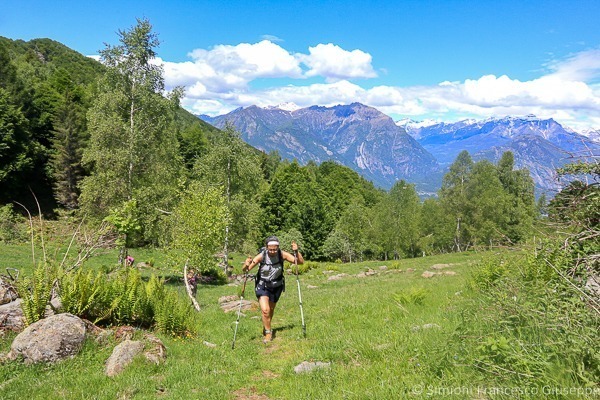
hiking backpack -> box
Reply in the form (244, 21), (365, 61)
(255, 247), (285, 289)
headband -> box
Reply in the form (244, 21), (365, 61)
(267, 241), (279, 246)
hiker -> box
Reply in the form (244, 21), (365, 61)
(243, 236), (304, 343)
(125, 255), (134, 267)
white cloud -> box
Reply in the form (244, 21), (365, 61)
(158, 40), (303, 94)
(546, 48), (600, 81)
(261, 34), (284, 43)
(158, 43), (600, 129)
(298, 43), (377, 82)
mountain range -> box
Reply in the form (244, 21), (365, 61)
(200, 104), (600, 196)
(200, 103), (442, 193)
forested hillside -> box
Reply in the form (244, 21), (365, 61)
(0, 19), (576, 270)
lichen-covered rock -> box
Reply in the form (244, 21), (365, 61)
(8, 313), (86, 364)
(143, 334), (167, 365)
(105, 340), (144, 377)
(0, 278), (18, 305)
(0, 298), (25, 331)
(294, 361), (331, 374)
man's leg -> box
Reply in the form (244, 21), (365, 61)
(259, 296), (272, 332)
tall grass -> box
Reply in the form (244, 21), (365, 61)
(1, 247), (598, 399)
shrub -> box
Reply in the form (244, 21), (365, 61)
(59, 267), (194, 336)
(0, 204), (27, 243)
(16, 263), (57, 325)
(394, 287), (429, 305)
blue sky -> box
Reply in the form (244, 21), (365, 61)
(2, 0), (600, 130)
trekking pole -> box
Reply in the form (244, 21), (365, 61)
(294, 250), (306, 338)
(231, 272), (249, 349)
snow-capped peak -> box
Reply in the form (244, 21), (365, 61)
(265, 102), (301, 112)
(395, 118), (439, 128)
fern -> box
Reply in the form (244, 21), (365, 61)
(16, 263), (56, 325)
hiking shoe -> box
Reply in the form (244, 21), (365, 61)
(263, 330), (272, 343)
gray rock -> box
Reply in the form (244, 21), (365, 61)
(143, 334), (167, 365)
(585, 274), (600, 300)
(218, 295), (238, 304)
(8, 313), (86, 364)
(0, 298), (25, 331)
(220, 299), (256, 313)
(0, 278), (18, 305)
(105, 340), (144, 377)
(421, 271), (436, 278)
(327, 273), (348, 281)
(294, 361), (331, 374)
(411, 323), (441, 332)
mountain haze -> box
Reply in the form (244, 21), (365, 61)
(401, 115), (600, 195)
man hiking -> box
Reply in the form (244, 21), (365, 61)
(243, 236), (304, 343)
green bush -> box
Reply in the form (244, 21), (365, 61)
(468, 255), (510, 290)
(0, 204), (27, 243)
(16, 263), (57, 325)
(59, 267), (194, 336)
(393, 287), (429, 305)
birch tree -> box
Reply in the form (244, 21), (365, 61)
(79, 18), (183, 246)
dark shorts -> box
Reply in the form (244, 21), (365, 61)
(255, 280), (285, 303)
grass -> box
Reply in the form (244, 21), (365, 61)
(1, 246), (598, 399)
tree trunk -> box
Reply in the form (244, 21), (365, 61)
(184, 261), (201, 312)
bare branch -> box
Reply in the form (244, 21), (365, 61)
(184, 260), (201, 312)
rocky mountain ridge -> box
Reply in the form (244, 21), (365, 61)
(200, 104), (599, 196)
(200, 103), (441, 192)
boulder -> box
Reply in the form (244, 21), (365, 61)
(0, 298), (25, 331)
(327, 273), (348, 281)
(143, 334), (167, 365)
(7, 313), (86, 364)
(105, 335), (168, 376)
(218, 295), (239, 304)
(220, 299), (256, 313)
(294, 361), (331, 374)
(105, 340), (144, 377)
(0, 278), (18, 305)
(421, 271), (436, 278)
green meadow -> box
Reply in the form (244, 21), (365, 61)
(2, 246), (597, 400)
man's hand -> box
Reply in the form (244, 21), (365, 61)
(242, 257), (252, 273)
(291, 241), (298, 252)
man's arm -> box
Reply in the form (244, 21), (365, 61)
(283, 242), (304, 264)
(243, 253), (263, 272)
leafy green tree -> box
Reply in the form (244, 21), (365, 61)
(193, 124), (264, 268)
(334, 199), (371, 261)
(260, 161), (330, 259)
(496, 152), (536, 242)
(79, 18), (183, 244)
(168, 182), (229, 278)
(322, 229), (353, 262)
(419, 197), (455, 254)
(373, 180), (422, 259)
(465, 160), (510, 247)
(439, 150), (474, 251)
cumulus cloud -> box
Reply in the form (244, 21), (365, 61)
(158, 42), (600, 130)
(298, 43), (377, 82)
